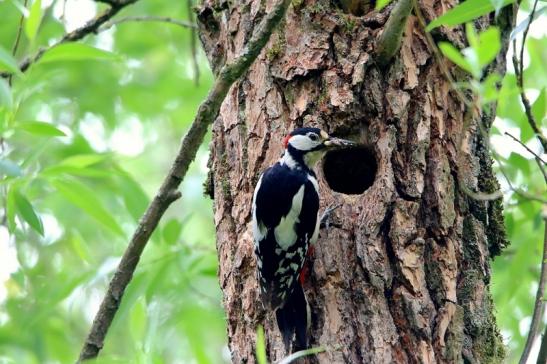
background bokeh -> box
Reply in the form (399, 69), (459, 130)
(0, 0), (545, 363)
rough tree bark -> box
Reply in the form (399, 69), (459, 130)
(199, 0), (513, 362)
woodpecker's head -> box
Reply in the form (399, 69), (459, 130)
(282, 127), (355, 169)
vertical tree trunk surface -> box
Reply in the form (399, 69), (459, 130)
(199, 0), (513, 362)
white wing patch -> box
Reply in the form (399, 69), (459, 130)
(252, 175), (267, 244)
(307, 175), (319, 193)
(310, 216), (320, 244)
(274, 185), (305, 250)
(307, 175), (320, 244)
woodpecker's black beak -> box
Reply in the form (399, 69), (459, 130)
(323, 137), (356, 149)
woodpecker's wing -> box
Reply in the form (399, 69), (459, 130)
(252, 162), (319, 308)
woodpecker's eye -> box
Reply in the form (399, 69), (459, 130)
(308, 133), (319, 142)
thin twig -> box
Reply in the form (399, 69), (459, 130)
(519, 216), (547, 364)
(59, 0), (68, 25)
(505, 132), (547, 165)
(511, 0), (547, 152)
(519, 0), (538, 80)
(187, 0), (200, 85)
(8, 0), (29, 85)
(94, 0), (124, 5)
(460, 184), (503, 201)
(513, 3), (547, 361)
(99, 15), (197, 32)
(77, 0), (292, 361)
(538, 323), (547, 364)
(0, 0), (140, 78)
(11, 0), (29, 57)
(494, 155), (547, 205)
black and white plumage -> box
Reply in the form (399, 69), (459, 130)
(251, 127), (354, 351)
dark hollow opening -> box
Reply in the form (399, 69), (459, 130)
(322, 146), (377, 195)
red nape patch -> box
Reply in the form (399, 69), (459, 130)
(283, 135), (291, 148)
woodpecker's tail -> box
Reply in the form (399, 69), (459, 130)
(275, 283), (309, 352)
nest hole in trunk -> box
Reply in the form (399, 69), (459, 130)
(322, 145), (377, 194)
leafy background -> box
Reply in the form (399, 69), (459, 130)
(0, 0), (545, 363)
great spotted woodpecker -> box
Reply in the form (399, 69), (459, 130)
(252, 127), (354, 350)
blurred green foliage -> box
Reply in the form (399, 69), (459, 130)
(435, 2), (547, 361)
(0, 0), (546, 363)
(490, 36), (547, 364)
(0, 0), (227, 363)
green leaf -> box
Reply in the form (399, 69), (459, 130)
(17, 121), (66, 137)
(25, 0), (42, 42)
(0, 79), (13, 109)
(481, 73), (501, 103)
(375, 0), (392, 10)
(162, 219), (183, 245)
(50, 178), (125, 237)
(438, 42), (473, 74)
(517, 88), (546, 143)
(8, 0), (30, 16)
(277, 346), (327, 364)
(477, 26), (501, 67)
(256, 325), (267, 364)
(59, 154), (107, 168)
(38, 43), (120, 64)
(129, 297), (147, 344)
(0, 46), (20, 74)
(426, 0), (516, 31)
(41, 165), (112, 178)
(14, 190), (44, 235)
(115, 171), (149, 222)
(466, 23), (479, 50)
(507, 152), (531, 176)
(6, 185), (17, 232)
(0, 159), (23, 177)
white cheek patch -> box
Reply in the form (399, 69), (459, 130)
(289, 135), (314, 150)
(274, 185), (305, 250)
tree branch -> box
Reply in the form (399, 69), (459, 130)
(505, 131), (547, 165)
(99, 15), (197, 32)
(0, 0), (139, 78)
(520, 215), (547, 364)
(511, 0), (547, 152)
(76, 0), (292, 361)
(8, 0), (29, 85)
(11, 0), (29, 57)
(187, 0), (200, 85)
(376, 0), (413, 66)
(538, 324), (547, 364)
(511, 4), (547, 358)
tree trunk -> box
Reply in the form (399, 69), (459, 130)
(198, 0), (513, 362)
